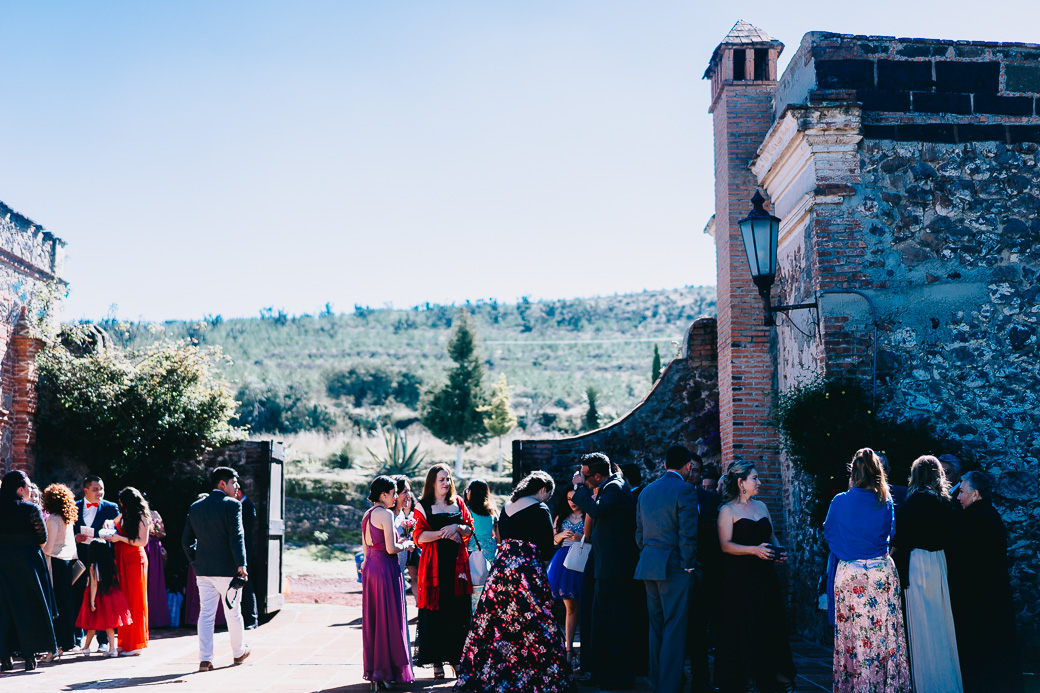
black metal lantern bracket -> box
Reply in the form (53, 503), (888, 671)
(739, 190), (818, 327)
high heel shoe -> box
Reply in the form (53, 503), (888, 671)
(1, 656), (13, 672)
(25, 656), (37, 672)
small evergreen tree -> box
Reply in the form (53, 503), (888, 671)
(482, 374), (518, 476)
(583, 386), (600, 431)
(651, 343), (662, 383)
(421, 312), (489, 475)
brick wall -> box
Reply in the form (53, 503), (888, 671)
(512, 317), (719, 487)
(707, 45), (789, 537)
(0, 200), (67, 475)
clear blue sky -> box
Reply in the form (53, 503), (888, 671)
(0, 1), (1035, 321)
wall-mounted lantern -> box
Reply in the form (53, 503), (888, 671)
(739, 190), (818, 326)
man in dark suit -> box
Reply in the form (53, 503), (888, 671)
(182, 467), (250, 671)
(687, 453), (720, 693)
(235, 488), (259, 629)
(572, 452), (637, 689)
(621, 462), (649, 678)
(72, 475), (120, 650)
(635, 446), (699, 693)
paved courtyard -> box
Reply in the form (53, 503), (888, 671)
(5, 601), (844, 693)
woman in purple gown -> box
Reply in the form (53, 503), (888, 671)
(362, 476), (416, 690)
(144, 509), (171, 628)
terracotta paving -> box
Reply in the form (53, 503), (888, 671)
(3, 598), (845, 693)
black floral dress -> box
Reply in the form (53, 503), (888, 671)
(454, 502), (576, 693)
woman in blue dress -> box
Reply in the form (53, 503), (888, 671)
(547, 487), (585, 666)
(465, 479), (499, 609)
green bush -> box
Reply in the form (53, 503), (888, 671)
(36, 330), (244, 541)
(775, 376), (955, 525)
(327, 443), (355, 470)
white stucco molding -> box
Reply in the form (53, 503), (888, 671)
(750, 103), (863, 247)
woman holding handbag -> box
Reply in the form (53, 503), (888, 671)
(464, 480), (498, 609)
(41, 484), (80, 659)
(455, 471), (576, 693)
(547, 488), (586, 666)
(413, 464), (475, 680)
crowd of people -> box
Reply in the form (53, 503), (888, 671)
(361, 447), (1024, 693)
(0, 465), (257, 675)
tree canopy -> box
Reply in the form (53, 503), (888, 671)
(421, 313), (489, 447)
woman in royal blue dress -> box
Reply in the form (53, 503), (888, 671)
(546, 487), (585, 666)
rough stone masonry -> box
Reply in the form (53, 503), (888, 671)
(717, 27), (1040, 658)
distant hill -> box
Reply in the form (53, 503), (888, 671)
(99, 286), (716, 436)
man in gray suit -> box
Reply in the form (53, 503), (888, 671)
(635, 445), (699, 693)
(182, 467), (250, 671)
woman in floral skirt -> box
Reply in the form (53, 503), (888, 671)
(824, 448), (911, 693)
(455, 471), (575, 693)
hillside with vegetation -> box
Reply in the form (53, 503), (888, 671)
(100, 287), (715, 437)
(87, 286), (714, 546)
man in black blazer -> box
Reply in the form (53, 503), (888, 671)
(182, 467), (250, 671)
(72, 475), (120, 650)
(235, 488), (259, 629)
(572, 452), (637, 689)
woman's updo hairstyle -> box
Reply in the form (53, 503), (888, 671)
(719, 461), (756, 505)
(510, 471), (555, 502)
(368, 475), (397, 503)
(849, 447), (890, 505)
(908, 455), (949, 499)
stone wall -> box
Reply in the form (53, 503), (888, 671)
(512, 317), (719, 487)
(745, 31), (1040, 659)
(0, 200), (66, 474)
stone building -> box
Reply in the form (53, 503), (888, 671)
(0, 199), (66, 475)
(707, 22), (1040, 656)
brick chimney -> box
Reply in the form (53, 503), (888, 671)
(704, 21), (786, 527)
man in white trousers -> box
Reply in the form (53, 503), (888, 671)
(182, 466), (251, 671)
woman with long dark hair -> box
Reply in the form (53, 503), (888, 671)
(362, 476), (415, 690)
(547, 487), (585, 666)
(824, 448), (910, 692)
(109, 487), (151, 655)
(0, 470), (57, 672)
(464, 479), (498, 609)
(41, 483), (79, 658)
(455, 471), (576, 693)
(413, 464), (475, 679)
(891, 456), (962, 692)
(714, 462), (796, 693)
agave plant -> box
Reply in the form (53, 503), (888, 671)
(367, 425), (427, 477)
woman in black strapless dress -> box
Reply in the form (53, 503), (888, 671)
(714, 462), (796, 693)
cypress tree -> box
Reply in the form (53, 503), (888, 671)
(421, 312), (488, 475)
(482, 373), (518, 476)
(652, 343), (662, 383)
(583, 386), (600, 432)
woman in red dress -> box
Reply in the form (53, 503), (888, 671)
(110, 487), (151, 656)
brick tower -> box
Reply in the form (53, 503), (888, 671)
(704, 21), (786, 526)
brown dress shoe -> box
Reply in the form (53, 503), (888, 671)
(233, 646), (251, 665)
(199, 661), (214, 672)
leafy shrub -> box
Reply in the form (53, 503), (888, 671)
(325, 364), (423, 409)
(775, 376), (955, 525)
(233, 383), (335, 434)
(36, 331), (244, 539)
(328, 444), (354, 470)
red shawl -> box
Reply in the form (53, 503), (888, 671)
(414, 497), (474, 609)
